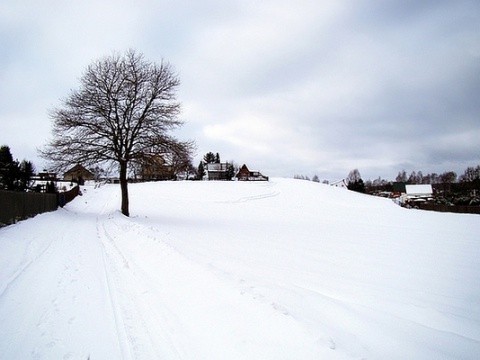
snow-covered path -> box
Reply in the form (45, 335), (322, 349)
(0, 193), (123, 359)
(1, 179), (479, 359)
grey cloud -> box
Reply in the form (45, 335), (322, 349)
(1, 0), (479, 181)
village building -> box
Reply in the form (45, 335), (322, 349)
(330, 178), (348, 189)
(140, 154), (174, 181)
(236, 164), (268, 181)
(391, 182), (407, 197)
(36, 171), (57, 181)
(399, 184), (434, 205)
(205, 163), (230, 180)
(63, 164), (94, 183)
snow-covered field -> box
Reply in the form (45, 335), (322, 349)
(0, 178), (479, 359)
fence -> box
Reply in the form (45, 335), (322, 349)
(416, 203), (480, 215)
(0, 186), (80, 226)
(58, 186), (80, 208)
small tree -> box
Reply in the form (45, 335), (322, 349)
(407, 171), (418, 184)
(0, 146), (35, 191)
(0, 145), (14, 189)
(461, 166), (480, 183)
(168, 151), (195, 180)
(461, 166), (480, 191)
(225, 162), (236, 180)
(90, 166), (106, 181)
(18, 160), (35, 191)
(41, 50), (194, 216)
(440, 171), (457, 195)
(203, 152), (216, 164)
(197, 161), (205, 180)
(396, 169), (407, 183)
(347, 169), (361, 184)
(347, 169), (366, 193)
(0, 145), (13, 167)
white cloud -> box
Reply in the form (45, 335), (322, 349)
(1, 0), (479, 179)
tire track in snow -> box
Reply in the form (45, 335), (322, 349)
(96, 215), (182, 359)
(130, 223), (334, 359)
(155, 236), (350, 358)
(0, 237), (55, 299)
(217, 190), (280, 203)
(96, 217), (134, 359)
(1, 210), (118, 360)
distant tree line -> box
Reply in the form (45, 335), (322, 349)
(294, 174), (327, 183)
(0, 145), (36, 191)
(365, 166), (480, 193)
(350, 166), (480, 207)
(294, 165), (480, 200)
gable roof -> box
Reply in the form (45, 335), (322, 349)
(63, 164), (94, 178)
(405, 184), (433, 195)
(205, 163), (228, 171)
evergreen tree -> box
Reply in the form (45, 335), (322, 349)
(203, 152), (216, 164)
(18, 160), (35, 191)
(0, 146), (37, 191)
(197, 161), (205, 180)
(0, 145), (13, 165)
(0, 146), (15, 189)
(348, 178), (366, 193)
(225, 162), (235, 180)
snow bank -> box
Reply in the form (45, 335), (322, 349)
(0, 178), (479, 359)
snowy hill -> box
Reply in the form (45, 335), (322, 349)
(1, 178), (479, 359)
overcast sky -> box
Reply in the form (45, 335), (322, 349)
(1, 0), (479, 181)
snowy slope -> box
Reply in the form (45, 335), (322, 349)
(0, 178), (479, 359)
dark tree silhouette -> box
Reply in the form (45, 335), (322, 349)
(347, 169), (366, 193)
(41, 50), (194, 216)
(203, 152), (216, 164)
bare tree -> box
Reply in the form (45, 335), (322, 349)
(396, 169), (407, 183)
(461, 166), (480, 183)
(347, 168), (362, 184)
(41, 50), (195, 216)
(347, 169), (365, 193)
(440, 171), (457, 194)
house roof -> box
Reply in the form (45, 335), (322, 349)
(405, 184), (433, 195)
(206, 163), (228, 171)
(238, 164), (260, 173)
(330, 179), (348, 187)
(64, 164), (93, 177)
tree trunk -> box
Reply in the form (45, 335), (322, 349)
(119, 160), (129, 217)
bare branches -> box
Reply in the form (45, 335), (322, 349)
(40, 49), (195, 215)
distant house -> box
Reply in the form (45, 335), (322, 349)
(399, 184), (433, 205)
(37, 171), (57, 181)
(236, 164), (268, 181)
(205, 163), (230, 181)
(405, 184), (433, 197)
(392, 182), (407, 197)
(140, 154), (174, 181)
(392, 183), (433, 197)
(63, 164), (94, 183)
(330, 178), (348, 189)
